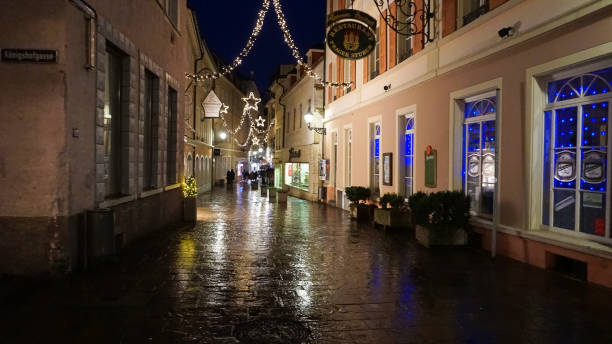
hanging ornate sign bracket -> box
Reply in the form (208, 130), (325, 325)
(372, 0), (435, 48)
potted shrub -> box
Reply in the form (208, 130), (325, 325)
(374, 193), (412, 229)
(345, 186), (371, 221)
(251, 179), (259, 190)
(182, 176), (197, 223)
(276, 188), (288, 203)
(409, 191), (471, 247)
(260, 184), (268, 197)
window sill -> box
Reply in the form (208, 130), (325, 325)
(99, 195), (136, 209)
(165, 183), (181, 191)
(140, 187), (164, 199)
(471, 220), (612, 261)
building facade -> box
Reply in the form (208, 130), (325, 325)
(0, 0), (190, 276)
(184, 20), (253, 193)
(268, 49), (325, 201)
(324, 0), (612, 287)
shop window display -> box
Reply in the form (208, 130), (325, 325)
(285, 163), (309, 191)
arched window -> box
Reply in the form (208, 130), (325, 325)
(462, 95), (497, 218)
(543, 66), (611, 240)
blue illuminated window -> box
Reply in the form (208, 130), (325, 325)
(543, 67), (611, 238)
(403, 114), (415, 197)
(463, 96), (496, 217)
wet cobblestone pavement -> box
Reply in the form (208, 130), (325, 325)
(2, 186), (612, 343)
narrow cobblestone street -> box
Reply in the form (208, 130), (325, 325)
(2, 187), (612, 343)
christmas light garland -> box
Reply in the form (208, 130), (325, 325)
(272, 0), (352, 89)
(186, 0), (270, 82)
(186, 0), (351, 89)
(218, 92), (275, 149)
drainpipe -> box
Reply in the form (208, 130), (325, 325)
(69, 0), (96, 70)
(276, 78), (288, 149)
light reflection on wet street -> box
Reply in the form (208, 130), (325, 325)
(2, 187), (612, 343)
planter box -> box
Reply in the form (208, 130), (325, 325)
(268, 189), (277, 202)
(183, 198), (197, 223)
(349, 204), (371, 222)
(260, 186), (267, 197)
(373, 208), (412, 229)
(277, 191), (288, 203)
(251, 182), (259, 190)
(415, 224), (467, 248)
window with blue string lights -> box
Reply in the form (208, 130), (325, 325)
(462, 95), (496, 218)
(543, 66), (610, 239)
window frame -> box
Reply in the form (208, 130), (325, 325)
(396, 1), (414, 64)
(541, 68), (611, 241)
(462, 93), (497, 219)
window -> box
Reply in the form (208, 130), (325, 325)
(332, 132), (338, 187)
(369, 30), (380, 80)
(167, 87), (178, 185)
(370, 122), (381, 198)
(158, 0), (178, 27)
(460, 0), (489, 27)
(543, 66), (611, 240)
(293, 108), (296, 131)
(167, 0), (178, 26)
(396, 2), (413, 64)
(103, 44), (126, 198)
(299, 104), (303, 129)
(403, 114), (415, 197)
(144, 70), (159, 190)
(285, 163), (310, 191)
(344, 128), (352, 187)
(462, 94), (497, 218)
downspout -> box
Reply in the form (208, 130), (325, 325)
(69, 0), (96, 70)
(276, 78), (287, 149)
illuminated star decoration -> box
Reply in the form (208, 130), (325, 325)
(252, 137), (260, 146)
(255, 116), (266, 127)
(219, 103), (229, 116)
(242, 92), (261, 111)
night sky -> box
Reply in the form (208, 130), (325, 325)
(189, 0), (326, 94)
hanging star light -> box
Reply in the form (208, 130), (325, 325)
(242, 92), (261, 111)
(220, 103), (229, 116)
(251, 137), (260, 146)
(255, 116), (266, 127)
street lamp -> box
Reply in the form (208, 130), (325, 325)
(258, 147), (263, 153)
(304, 111), (327, 135)
(219, 131), (227, 140)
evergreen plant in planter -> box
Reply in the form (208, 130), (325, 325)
(409, 191), (471, 247)
(374, 193), (412, 229)
(345, 186), (371, 221)
(182, 176), (197, 223)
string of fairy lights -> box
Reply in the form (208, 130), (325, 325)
(218, 92), (275, 148)
(271, 0), (352, 89)
(185, 0), (352, 88)
(185, 0), (270, 82)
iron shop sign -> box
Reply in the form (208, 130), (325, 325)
(1, 49), (57, 63)
(326, 9), (377, 61)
